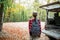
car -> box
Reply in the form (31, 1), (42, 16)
(40, 1), (60, 40)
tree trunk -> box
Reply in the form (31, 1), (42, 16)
(0, 3), (4, 31)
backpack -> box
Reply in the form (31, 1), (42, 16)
(30, 19), (41, 37)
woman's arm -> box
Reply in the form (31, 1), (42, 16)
(29, 20), (32, 32)
(38, 20), (41, 32)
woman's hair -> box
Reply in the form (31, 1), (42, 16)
(33, 12), (37, 17)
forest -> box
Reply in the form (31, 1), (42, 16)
(0, 0), (58, 22)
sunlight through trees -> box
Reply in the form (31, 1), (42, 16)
(1, 0), (59, 22)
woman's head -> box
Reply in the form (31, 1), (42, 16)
(33, 12), (37, 18)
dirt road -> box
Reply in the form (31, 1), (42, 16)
(0, 22), (49, 40)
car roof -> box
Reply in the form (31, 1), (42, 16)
(39, 1), (60, 12)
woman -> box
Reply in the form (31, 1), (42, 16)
(29, 12), (41, 40)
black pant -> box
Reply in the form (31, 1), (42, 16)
(30, 32), (41, 37)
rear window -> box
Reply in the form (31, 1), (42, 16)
(48, 12), (55, 18)
(59, 12), (60, 16)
